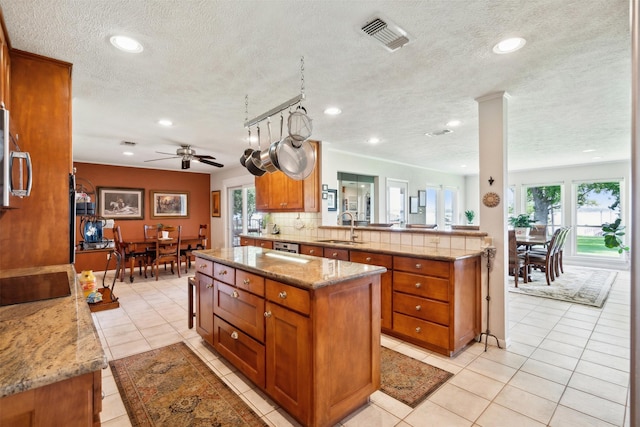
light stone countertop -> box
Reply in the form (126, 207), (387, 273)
(242, 233), (484, 260)
(0, 264), (107, 398)
(193, 246), (387, 289)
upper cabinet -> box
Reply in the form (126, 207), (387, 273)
(0, 19), (10, 110)
(255, 140), (320, 212)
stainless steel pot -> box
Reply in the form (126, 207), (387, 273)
(275, 137), (315, 180)
(246, 126), (266, 176)
(259, 119), (279, 173)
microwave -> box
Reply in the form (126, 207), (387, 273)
(1, 106), (32, 208)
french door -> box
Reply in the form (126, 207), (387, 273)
(228, 185), (256, 247)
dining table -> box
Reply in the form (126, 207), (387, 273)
(516, 235), (550, 250)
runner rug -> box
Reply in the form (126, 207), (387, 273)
(110, 342), (454, 425)
(508, 266), (616, 308)
(380, 346), (453, 408)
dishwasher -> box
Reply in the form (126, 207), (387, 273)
(273, 241), (300, 253)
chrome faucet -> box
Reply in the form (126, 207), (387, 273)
(342, 212), (357, 242)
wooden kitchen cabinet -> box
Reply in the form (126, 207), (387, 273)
(350, 250), (393, 330)
(323, 247), (349, 260)
(0, 25), (10, 110)
(254, 141), (320, 212)
(299, 244), (323, 257)
(195, 272), (214, 345)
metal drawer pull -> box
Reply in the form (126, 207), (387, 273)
(415, 327), (422, 333)
(309, 249), (315, 254)
(415, 263), (422, 269)
(415, 305), (421, 311)
(278, 291), (287, 299)
(243, 278), (250, 285)
(365, 257), (372, 262)
(198, 264), (207, 269)
(260, 242), (266, 247)
(332, 252), (338, 257)
(231, 290), (239, 298)
(415, 283), (422, 289)
(231, 331), (239, 340)
(206, 283), (213, 289)
(264, 311), (272, 318)
(218, 269), (227, 276)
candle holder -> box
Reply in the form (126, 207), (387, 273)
(479, 246), (501, 351)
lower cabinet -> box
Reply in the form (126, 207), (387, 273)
(195, 272), (214, 343)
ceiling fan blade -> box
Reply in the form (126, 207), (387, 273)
(198, 158), (224, 168)
(195, 154), (216, 160)
(156, 151), (179, 156)
(144, 156), (180, 162)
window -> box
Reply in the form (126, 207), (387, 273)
(425, 187), (438, 224)
(444, 187), (457, 225)
(575, 180), (624, 258)
(228, 185), (257, 247)
(386, 179), (408, 224)
(524, 184), (562, 233)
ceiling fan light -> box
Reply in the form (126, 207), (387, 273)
(181, 159), (190, 169)
(324, 107), (342, 115)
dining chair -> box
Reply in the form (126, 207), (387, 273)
(147, 225), (186, 281)
(182, 224), (207, 270)
(508, 230), (528, 287)
(112, 226), (147, 282)
(525, 227), (563, 285)
(555, 227), (571, 276)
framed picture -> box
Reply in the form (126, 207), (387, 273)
(150, 190), (189, 219)
(418, 190), (426, 207)
(211, 190), (221, 217)
(322, 192), (328, 200)
(327, 189), (337, 211)
(410, 196), (419, 214)
(322, 184), (329, 191)
(97, 187), (144, 220)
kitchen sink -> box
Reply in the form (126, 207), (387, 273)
(0, 271), (71, 306)
(314, 239), (361, 245)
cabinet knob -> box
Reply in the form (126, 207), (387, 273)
(415, 263), (422, 269)
(206, 283), (213, 289)
(365, 257), (372, 262)
(260, 242), (266, 247)
(415, 305), (421, 311)
(230, 331), (239, 340)
(198, 264), (207, 269)
(415, 282), (422, 289)
(415, 327), (422, 333)
(243, 278), (250, 285)
(309, 249), (315, 254)
(264, 311), (272, 318)
(231, 290), (239, 298)
(331, 252), (338, 257)
(278, 291), (287, 299)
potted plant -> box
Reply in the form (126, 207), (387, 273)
(464, 210), (475, 225)
(602, 218), (630, 254)
(508, 214), (535, 237)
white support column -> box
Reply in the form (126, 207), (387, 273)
(476, 91), (509, 347)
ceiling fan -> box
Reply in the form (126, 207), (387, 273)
(144, 145), (224, 169)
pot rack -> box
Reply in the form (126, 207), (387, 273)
(243, 93), (304, 128)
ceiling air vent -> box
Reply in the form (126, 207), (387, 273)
(361, 17), (410, 52)
(425, 129), (453, 137)
(121, 141), (137, 146)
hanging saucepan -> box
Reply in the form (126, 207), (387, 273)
(245, 126), (267, 177)
(240, 128), (253, 167)
(259, 119), (279, 173)
(288, 105), (312, 146)
(275, 136), (315, 180)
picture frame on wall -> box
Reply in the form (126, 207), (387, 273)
(150, 190), (189, 219)
(410, 196), (419, 214)
(211, 190), (221, 217)
(418, 190), (426, 207)
(327, 189), (337, 211)
(97, 187), (144, 220)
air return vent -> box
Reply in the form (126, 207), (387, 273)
(361, 17), (410, 52)
(121, 141), (137, 146)
(425, 129), (453, 137)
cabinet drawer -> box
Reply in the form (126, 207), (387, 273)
(393, 256), (450, 278)
(214, 281), (265, 342)
(324, 247), (349, 260)
(393, 292), (449, 326)
(236, 270), (265, 296)
(350, 250), (392, 268)
(393, 312), (449, 350)
(254, 240), (273, 249)
(194, 257), (213, 277)
(300, 244), (323, 257)
(393, 271), (450, 302)
(240, 237), (255, 246)
(214, 263), (235, 285)
(266, 280), (310, 315)
(213, 315), (265, 388)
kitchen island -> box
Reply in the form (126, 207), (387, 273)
(0, 264), (107, 426)
(192, 246), (385, 427)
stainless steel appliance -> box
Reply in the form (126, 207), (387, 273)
(273, 241), (299, 253)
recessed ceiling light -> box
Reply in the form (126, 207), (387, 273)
(592, 156), (602, 160)
(246, 136), (258, 143)
(583, 149), (596, 153)
(157, 119), (173, 127)
(492, 37), (526, 54)
(123, 151), (134, 156)
(324, 107), (342, 115)
(110, 35), (144, 53)
(368, 137), (380, 144)
(446, 120), (461, 127)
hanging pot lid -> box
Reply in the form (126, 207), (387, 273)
(275, 137), (315, 180)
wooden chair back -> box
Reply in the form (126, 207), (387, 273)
(530, 224), (547, 238)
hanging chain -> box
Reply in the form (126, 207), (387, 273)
(300, 56), (305, 98)
(245, 94), (252, 147)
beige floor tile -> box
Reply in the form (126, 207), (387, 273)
(422, 355), (463, 374)
(580, 349), (629, 372)
(509, 331), (545, 347)
(505, 341), (537, 358)
(551, 324), (593, 339)
(404, 401), (472, 427)
(138, 322), (176, 338)
(466, 357), (517, 383)
(585, 339), (630, 359)
(105, 329), (144, 347)
(529, 348), (579, 371)
(549, 405), (618, 427)
(145, 331), (182, 348)
(568, 373), (629, 405)
(242, 387), (279, 417)
(519, 359), (573, 385)
(368, 390), (412, 419)
(339, 402), (400, 426)
(589, 331), (630, 348)
(100, 393), (128, 422)
(557, 317), (596, 331)
(109, 338), (152, 359)
(475, 403), (546, 427)
(428, 384), (490, 421)
(493, 385), (557, 424)
(509, 323), (552, 338)
(538, 337), (584, 358)
(574, 360), (630, 387)
(101, 414), (133, 427)
(448, 369), (505, 400)
(507, 371), (566, 402)
(593, 324), (629, 339)
(264, 407), (303, 427)
(560, 387), (626, 426)
(479, 347), (527, 369)
(101, 374), (119, 396)
(101, 322), (138, 338)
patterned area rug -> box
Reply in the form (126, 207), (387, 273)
(508, 266), (616, 308)
(109, 342), (266, 426)
(380, 346), (453, 408)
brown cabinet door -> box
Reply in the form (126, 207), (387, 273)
(0, 32), (10, 110)
(270, 171), (303, 210)
(349, 250), (393, 330)
(299, 244), (323, 257)
(255, 175), (270, 210)
(214, 281), (265, 342)
(240, 237), (255, 247)
(323, 247), (349, 260)
(195, 273), (214, 344)
(255, 239), (273, 249)
(265, 301), (312, 425)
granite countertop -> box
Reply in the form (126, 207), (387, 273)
(0, 264), (107, 398)
(193, 246), (387, 289)
(242, 233), (483, 261)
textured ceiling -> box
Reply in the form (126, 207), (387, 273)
(1, 0), (631, 175)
